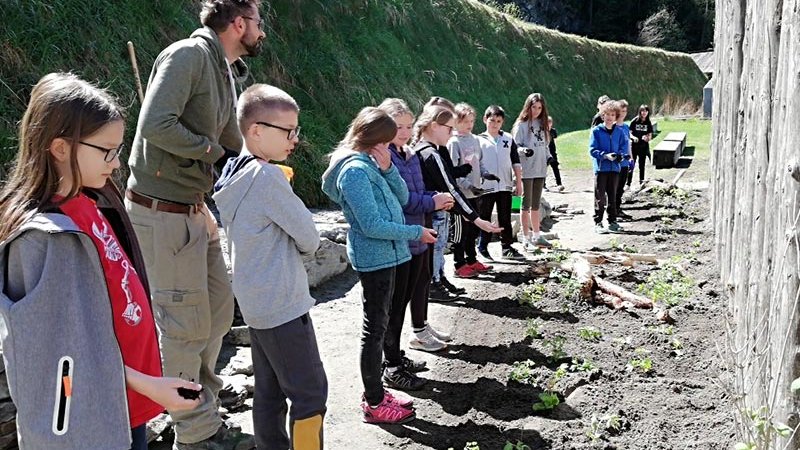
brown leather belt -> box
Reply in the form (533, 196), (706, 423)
(125, 190), (199, 214)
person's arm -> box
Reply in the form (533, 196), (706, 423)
(509, 139), (523, 193)
(589, 129), (607, 160)
(447, 139), (461, 166)
(125, 366), (202, 412)
(382, 164), (410, 207)
(420, 152), (479, 221)
(339, 168), (424, 241)
(138, 46), (225, 164)
(512, 124), (533, 157)
(257, 166), (321, 255)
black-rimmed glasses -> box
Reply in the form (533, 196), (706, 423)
(241, 15), (264, 29)
(79, 141), (124, 162)
(256, 122), (301, 140)
(439, 123), (454, 133)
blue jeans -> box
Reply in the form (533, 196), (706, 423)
(431, 211), (449, 282)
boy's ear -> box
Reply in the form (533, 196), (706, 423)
(49, 138), (71, 163)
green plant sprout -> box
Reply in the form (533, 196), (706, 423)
(578, 326), (602, 342)
(517, 283), (546, 307)
(525, 318), (544, 339)
(532, 391), (560, 411)
(508, 360), (537, 384)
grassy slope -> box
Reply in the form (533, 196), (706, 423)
(0, 0), (707, 205)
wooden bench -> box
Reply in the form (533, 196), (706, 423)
(652, 132), (687, 168)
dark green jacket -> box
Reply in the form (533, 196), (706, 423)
(127, 27), (248, 204)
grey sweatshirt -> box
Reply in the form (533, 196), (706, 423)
(477, 131), (522, 192)
(447, 133), (484, 199)
(0, 214), (131, 449)
(213, 155), (320, 329)
(513, 119), (550, 179)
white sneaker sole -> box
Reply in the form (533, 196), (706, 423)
(408, 340), (447, 352)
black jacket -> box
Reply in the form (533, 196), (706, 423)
(414, 141), (479, 221)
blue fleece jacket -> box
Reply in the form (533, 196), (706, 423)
(619, 123), (632, 170)
(321, 150), (423, 272)
(589, 124), (625, 173)
(389, 144), (436, 256)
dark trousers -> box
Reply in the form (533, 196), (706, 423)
(594, 172), (619, 224)
(357, 267), (395, 405)
(478, 191), (513, 250)
(385, 251), (429, 366)
(453, 198), (481, 268)
(249, 315), (328, 450)
(129, 425), (147, 450)
(633, 145), (649, 182)
(549, 151), (563, 186)
(615, 167), (629, 216)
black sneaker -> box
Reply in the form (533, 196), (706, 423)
(399, 351), (427, 373)
(440, 276), (466, 295)
(383, 367), (426, 391)
(478, 248), (493, 260)
(502, 247), (525, 260)
(429, 282), (459, 303)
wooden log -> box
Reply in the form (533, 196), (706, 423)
(572, 256), (594, 299)
(594, 277), (654, 309)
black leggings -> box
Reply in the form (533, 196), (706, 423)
(632, 145), (649, 182)
(615, 167), (629, 216)
(358, 267), (395, 405)
(453, 198), (481, 268)
(385, 251), (430, 366)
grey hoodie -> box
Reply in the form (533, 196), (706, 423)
(213, 154), (320, 329)
(0, 214), (131, 449)
(513, 119), (550, 179)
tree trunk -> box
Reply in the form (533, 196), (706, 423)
(713, 0), (800, 446)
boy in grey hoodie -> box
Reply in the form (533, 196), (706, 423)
(212, 84), (328, 450)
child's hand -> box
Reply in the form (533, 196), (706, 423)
(420, 228), (438, 244)
(146, 377), (203, 412)
(433, 193), (454, 211)
(370, 145), (392, 171)
(604, 153), (617, 161)
(475, 218), (502, 234)
(514, 181), (523, 196)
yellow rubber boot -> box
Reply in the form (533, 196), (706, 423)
(291, 414), (324, 450)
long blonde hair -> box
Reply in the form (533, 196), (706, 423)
(412, 105), (454, 146)
(514, 93), (551, 142)
(0, 73), (124, 242)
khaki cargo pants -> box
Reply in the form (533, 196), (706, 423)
(125, 197), (234, 444)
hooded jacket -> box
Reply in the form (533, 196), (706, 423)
(415, 140), (479, 222)
(213, 153), (319, 329)
(0, 182), (152, 449)
(589, 123), (625, 173)
(476, 131), (522, 192)
(389, 144), (436, 256)
(321, 150), (423, 272)
(447, 134), (484, 200)
(512, 119), (550, 179)
(127, 27), (249, 205)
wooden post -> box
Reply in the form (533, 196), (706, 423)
(713, 0), (800, 447)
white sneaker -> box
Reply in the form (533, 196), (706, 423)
(523, 239), (538, 253)
(426, 323), (452, 342)
(555, 185), (565, 192)
(409, 328), (447, 352)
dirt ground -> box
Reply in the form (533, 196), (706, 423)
(153, 161), (735, 450)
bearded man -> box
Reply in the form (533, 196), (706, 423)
(124, 1), (265, 448)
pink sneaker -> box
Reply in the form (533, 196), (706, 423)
(361, 393), (415, 424)
(385, 389), (414, 408)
